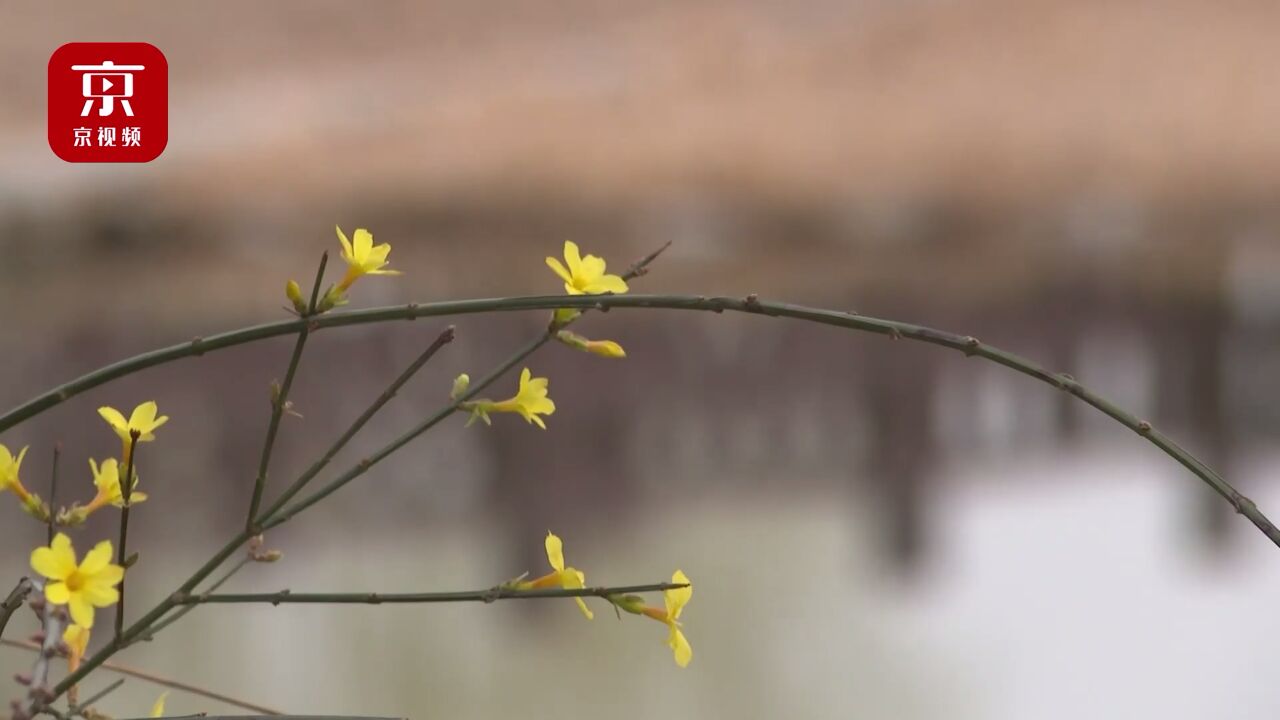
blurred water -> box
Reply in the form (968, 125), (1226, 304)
(4, 442), (1280, 719)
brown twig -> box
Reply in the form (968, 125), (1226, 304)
(0, 579), (33, 643)
(2, 639), (282, 716)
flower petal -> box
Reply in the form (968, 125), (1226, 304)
(69, 595), (95, 629)
(579, 254), (606, 281)
(32, 534), (77, 580)
(335, 226), (354, 261)
(44, 582), (70, 604)
(544, 532), (565, 572)
(670, 626), (693, 667)
(574, 597), (595, 620)
(82, 581), (120, 608)
(665, 569), (692, 620)
(589, 274), (629, 295)
(546, 257), (573, 284)
(80, 540), (114, 575)
(354, 228), (374, 259)
(129, 401), (158, 430)
(151, 691), (170, 718)
(98, 407), (129, 439)
(563, 241), (582, 276)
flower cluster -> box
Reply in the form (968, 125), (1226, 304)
(509, 532), (694, 667)
(455, 241), (630, 430)
(1, 400), (170, 700)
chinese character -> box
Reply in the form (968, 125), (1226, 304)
(97, 127), (117, 147)
(71, 60), (144, 117)
(122, 127), (142, 147)
(73, 128), (92, 147)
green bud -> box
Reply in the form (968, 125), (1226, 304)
(450, 373), (471, 401)
(609, 594), (648, 615)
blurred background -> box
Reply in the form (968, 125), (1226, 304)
(2, 1), (1280, 717)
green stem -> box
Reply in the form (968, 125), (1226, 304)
(245, 252), (328, 528)
(1, 292), (1271, 547)
(70, 677), (124, 715)
(114, 432), (140, 640)
(137, 556), (253, 642)
(174, 582), (688, 606)
(47, 444), (60, 545)
(261, 331), (552, 530)
(252, 325), (456, 527)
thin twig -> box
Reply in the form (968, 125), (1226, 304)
(246, 252), (328, 528)
(174, 582), (688, 606)
(70, 678), (124, 715)
(0, 578), (33, 641)
(136, 556), (252, 642)
(261, 331), (549, 530)
(2, 639), (282, 716)
(114, 432), (141, 641)
(48, 445), (60, 546)
(252, 325), (456, 527)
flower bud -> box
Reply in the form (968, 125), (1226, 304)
(609, 594), (648, 615)
(285, 279), (308, 314)
(556, 331), (625, 358)
(584, 340), (626, 358)
(555, 330), (589, 351)
(450, 373), (471, 401)
(20, 494), (49, 522)
(316, 285), (348, 313)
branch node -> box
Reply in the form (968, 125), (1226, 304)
(887, 327), (903, 341)
(962, 336), (981, 356)
(406, 302), (420, 317)
(190, 337), (205, 356)
(744, 293), (762, 312)
(1136, 421), (1153, 436)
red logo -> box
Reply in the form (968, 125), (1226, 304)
(48, 43), (168, 163)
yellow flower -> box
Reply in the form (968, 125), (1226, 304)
(463, 368), (556, 429)
(30, 533), (124, 629)
(336, 226), (400, 291)
(98, 401), (168, 468)
(0, 444), (44, 518)
(62, 624), (90, 674)
(87, 458), (147, 510)
(546, 241), (629, 295)
(636, 570), (693, 667)
(516, 532), (594, 620)
(150, 691), (170, 718)
(555, 330), (626, 358)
